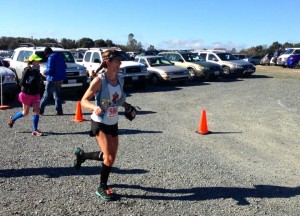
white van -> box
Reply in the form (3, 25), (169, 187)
(277, 48), (300, 66)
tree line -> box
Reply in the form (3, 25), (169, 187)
(0, 35), (300, 57)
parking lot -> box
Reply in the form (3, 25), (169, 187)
(0, 66), (299, 215)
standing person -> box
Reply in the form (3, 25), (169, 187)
(40, 47), (67, 115)
(73, 48), (137, 202)
(7, 54), (44, 136)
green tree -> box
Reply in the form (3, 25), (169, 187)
(61, 38), (76, 49)
(94, 39), (107, 47)
(77, 37), (94, 48)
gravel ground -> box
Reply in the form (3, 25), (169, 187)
(0, 66), (299, 215)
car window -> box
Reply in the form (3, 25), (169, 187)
(147, 57), (172, 66)
(35, 51), (75, 63)
(216, 53), (238, 61)
(208, 53), (216, 61)
(200, 53), (207, 60)
(181, 53), (193, 62)
(160, 57), (173, 65)
(140, 59), (147, 66)
(60, 51), (75, 63)
(92, 52), (101, 63)
(284, 49), (294, 54)
(17, 50), (33, 62)
(84, 52), (92, 62)
(173, 54), (182, 61)
(294, 50), (300, 54)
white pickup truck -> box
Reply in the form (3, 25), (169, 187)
(79, 48), (149, 88)
(8, 44), (89, 91)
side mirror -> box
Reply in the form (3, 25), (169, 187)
(94, 59), (100, 63)
(212, 58), (218, 62)
(178, 59), (184, 63)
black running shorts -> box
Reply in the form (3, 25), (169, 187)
(90, 120), (118, 137)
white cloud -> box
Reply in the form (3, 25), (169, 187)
(157, 39), (248, 51)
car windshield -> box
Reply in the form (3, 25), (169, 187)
(181, 53), (204, 62)
(216, 53), (238, 61)
(283, 49), (295, 55)
(147, 57), (173, 66)
(35, 51), (76, 63)
(114, 51), (131, 61)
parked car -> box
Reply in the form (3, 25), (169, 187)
(198, 51), (255, 77)
(270, 50), (283, 65)
(243, 55), (262, 65)
(134, 55), (190, 85)
(0, 59), (18, 101)
(159, 51), (223, 81)
(277, 48), (300, 67)
(260, 53), (273, 65)
(286, 54), (300, 68)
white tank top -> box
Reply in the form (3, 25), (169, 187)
(91, 82), (122, 125)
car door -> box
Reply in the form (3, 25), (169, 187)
(15, 50), (32, 79)
(206, 53), (218, 64)
(170, 53), (187, 69)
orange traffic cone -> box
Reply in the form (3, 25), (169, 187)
(196, 109), (211, 135)
(72, 101), (86, 122)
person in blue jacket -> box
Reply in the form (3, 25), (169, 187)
(40, 47), (67, 115)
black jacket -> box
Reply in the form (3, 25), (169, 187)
(20, 66), (42, 95)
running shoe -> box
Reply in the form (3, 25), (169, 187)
(74, 147), (85, 170)
(96, 184), (113, 201)
(31, 130), (43, 136)
(7, 116), (14, 128)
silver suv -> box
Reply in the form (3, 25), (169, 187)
(198, 50), (256, 77)
(8, 43), (88, 90)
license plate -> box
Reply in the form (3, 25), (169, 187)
(215, 71), (220, 75)
(68, 79), (77, 84)
(132, 76), (138, 81)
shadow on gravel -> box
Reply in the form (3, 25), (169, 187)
(113, 184), (300, 205)
(244, 74), (273, 79)
(0, 166), (148, 178)
(208, 131), (242, 135)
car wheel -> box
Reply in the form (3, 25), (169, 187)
(150, 74), (160, 85)
(292, 60), (299, 69)
(188, 68), (196, 81)
(223, 66), (230, 75)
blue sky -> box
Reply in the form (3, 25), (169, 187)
(0, 0), (299, 51)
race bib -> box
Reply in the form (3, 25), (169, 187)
(107, 106), (118, 118)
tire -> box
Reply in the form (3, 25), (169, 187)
(188, 68), (196, 81)
(292, 60), (299, 69)
(223, 66), (230, 75)
(150, 74), (160, 85)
